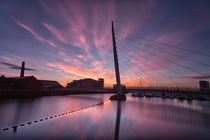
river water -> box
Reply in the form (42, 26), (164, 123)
(0, 93), (210, 139)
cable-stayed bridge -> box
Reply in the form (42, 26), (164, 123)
(73, 21), (209, 95)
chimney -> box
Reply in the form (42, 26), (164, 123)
(20, 61), (25, 77)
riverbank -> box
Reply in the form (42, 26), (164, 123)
(132, 91), (210, 101)
(0, 88), (116, 99)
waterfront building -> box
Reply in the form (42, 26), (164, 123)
(67, 78), (104, 89)
(0, 75), (62, 90)
(39, 80), (63, 90)
(0, 75), (42, 89)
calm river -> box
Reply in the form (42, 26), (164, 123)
(0, 93), (210, 139)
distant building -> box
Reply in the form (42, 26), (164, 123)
(39, 80), (63, 90)
(200, 81), (210, 93)
(0, 75), (42, 89)
(0, 61), (63, 90)
(67, 78), (104, 89)
(0, 75), (63, 90)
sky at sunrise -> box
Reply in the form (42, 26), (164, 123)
(0, 0), (210, 88)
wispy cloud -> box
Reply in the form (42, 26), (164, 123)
(15, 21), (63, 51)
(42, 22), (68, 44)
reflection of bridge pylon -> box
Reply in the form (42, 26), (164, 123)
(110, 21), (126, 101)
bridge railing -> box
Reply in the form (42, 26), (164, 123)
(126, 86), (200, 92)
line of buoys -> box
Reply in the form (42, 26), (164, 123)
(20, 124), (25, 126)
(2, 100), (110, 132)
(3, 128), (9, 131)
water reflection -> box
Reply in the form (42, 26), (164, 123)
(1, 94), (210, 139)
(0, 94), (109, 129)
(12, 126), (17, 134)
(114, 101), (122, 140)
(126, 98), (210, 127)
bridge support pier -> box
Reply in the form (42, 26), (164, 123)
(110, 94), (126, 100)
(110, 85), (126, 100)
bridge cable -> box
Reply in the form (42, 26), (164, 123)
(116, 33), (210, 68)
(115, 29), (210, 58)
(116, 37), (210, 78)
(118, 46), (186, 87)
(116, 39), (199, 85)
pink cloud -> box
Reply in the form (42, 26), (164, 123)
(39, 1), (94, 52)
(39, 0), (143, 58)
(16, 21), (58, 48)
(76, 55), (84, 59)
(58, 64), (96, 78)
(0, 56), (13, 62)
(42, 22), (68, 44)
(51, 60), (116, 87)
(0, 71), (17, 77)
(45, 62), (57, 68)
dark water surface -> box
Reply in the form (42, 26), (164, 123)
(0, 93), (210, 139)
